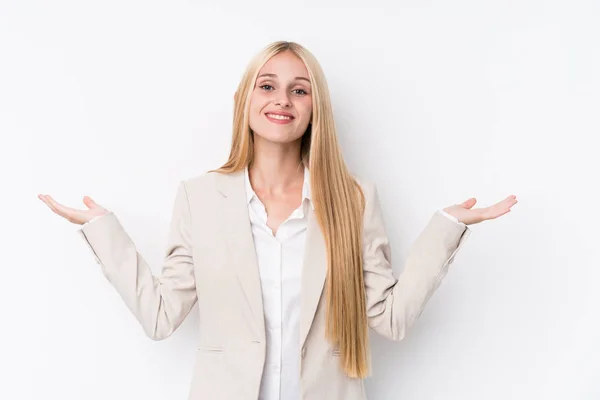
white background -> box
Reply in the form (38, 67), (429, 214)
(2, 0), (599, 399)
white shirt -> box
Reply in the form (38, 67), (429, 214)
(244, 166), (312, 400)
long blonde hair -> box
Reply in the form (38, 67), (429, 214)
(210, 41), (369, 378)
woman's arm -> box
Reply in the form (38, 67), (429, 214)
(77, 181), (197, 341)
(360, 181), (471, 341)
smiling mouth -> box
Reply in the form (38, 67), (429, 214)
(265, 113), (294, 120)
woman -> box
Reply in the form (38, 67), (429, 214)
(38, 41), (517, 400)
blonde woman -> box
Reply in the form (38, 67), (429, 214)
(38, 41), (517, 400)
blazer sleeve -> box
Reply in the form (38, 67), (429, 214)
(77, 181), (197, 341)
(361, 180), (471, 341)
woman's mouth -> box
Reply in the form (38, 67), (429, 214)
(265, 113), (294, 124)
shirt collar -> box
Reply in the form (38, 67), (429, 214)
(244, 165), (314, 211)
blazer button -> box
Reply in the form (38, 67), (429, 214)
(301, 347), (306, 359)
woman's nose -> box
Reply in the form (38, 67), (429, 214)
(274, 95), (291, 108)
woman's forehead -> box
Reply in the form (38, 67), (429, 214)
(258, 52), (309, 79)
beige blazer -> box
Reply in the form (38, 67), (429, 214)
(77, 170), (471, 400)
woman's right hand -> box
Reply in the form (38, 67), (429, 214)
(38, 194), (109, 225)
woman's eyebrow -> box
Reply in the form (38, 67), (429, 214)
(257, 73), (311, 83)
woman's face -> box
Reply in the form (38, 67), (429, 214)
(248, 51), (313, 145)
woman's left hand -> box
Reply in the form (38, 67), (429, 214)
(443, 195), (518, 225)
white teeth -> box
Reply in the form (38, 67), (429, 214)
(267, 113), (292, 120)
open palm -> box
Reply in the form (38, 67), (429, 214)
(443, 195), (518, 225)
(38, 194), (109, 225)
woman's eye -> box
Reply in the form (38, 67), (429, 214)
(259, 85), (308, 96)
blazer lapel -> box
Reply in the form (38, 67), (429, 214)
(214, 170), (328, 349)
(299, 205), (327, 349)
(216, 170), (266, 341)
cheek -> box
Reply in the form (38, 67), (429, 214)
(299, 100), (313, 120)
(248, 94), (267, 120)
(249, 88), (267, 105)
(248, 107), (263, 130)
(248, 93), (259, 112)
(248, 101), (259, 115)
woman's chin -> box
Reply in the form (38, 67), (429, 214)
(254, 130), (302, 145)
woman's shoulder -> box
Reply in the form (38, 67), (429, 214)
(181, 170), (222, 188)
(176, 170), (232, 204)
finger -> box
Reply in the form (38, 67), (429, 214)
(83, 196), (99, 209)
(38, 194), (62, 216)
(43, 195), (82, 219)
(41, 195), (67, 217)
(460, 197), (477, 209)
(482, 201), (515, 220)
(495, 195), (518, 210)
(498, 195), (517, 204)
(489, 208), (511, 220)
